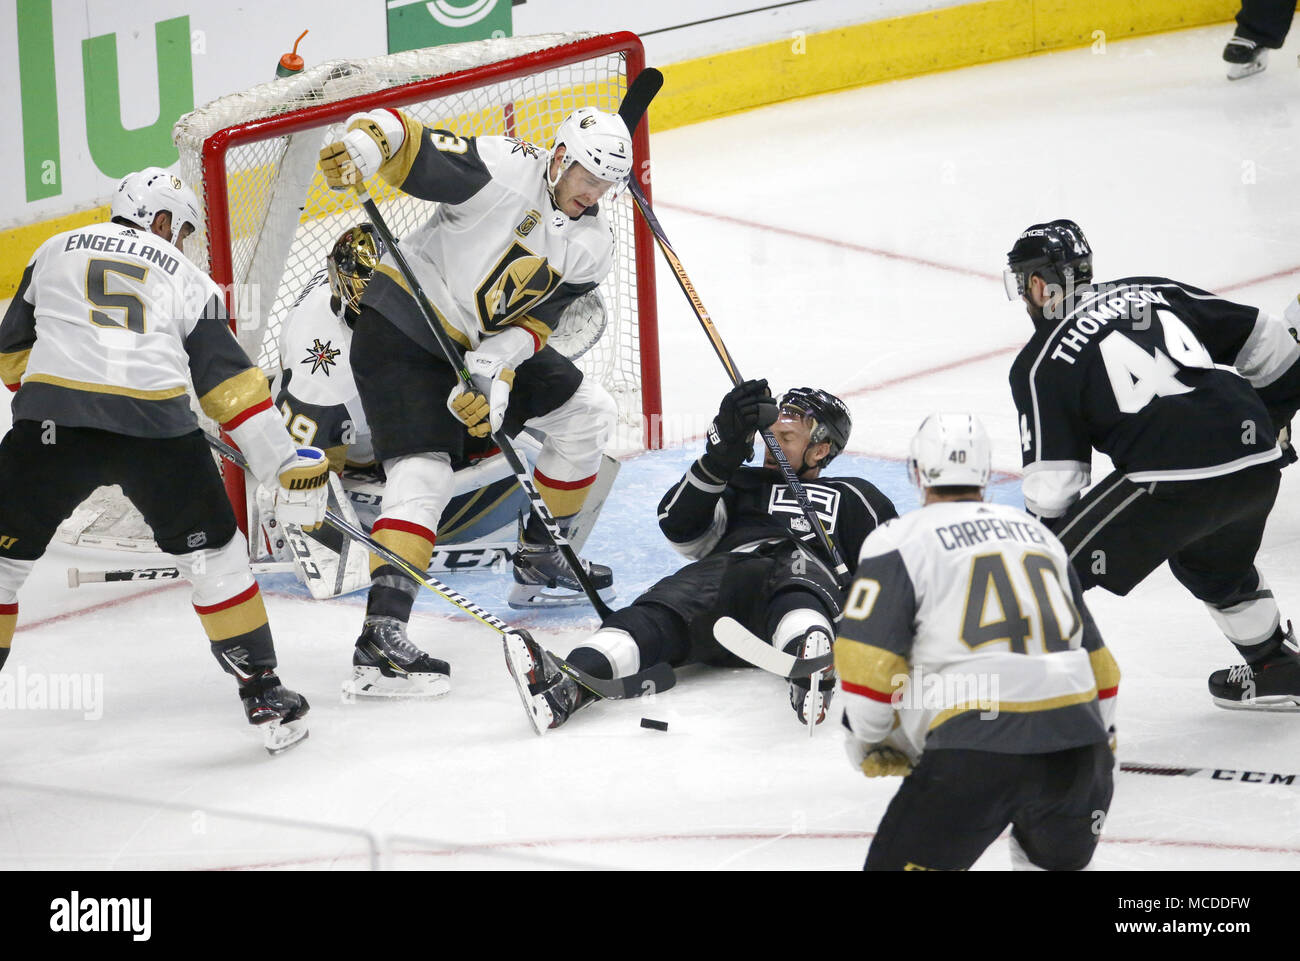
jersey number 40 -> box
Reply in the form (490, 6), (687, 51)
(961, 551), (1080, 655)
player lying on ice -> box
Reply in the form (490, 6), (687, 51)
(504, 380), (898, 734)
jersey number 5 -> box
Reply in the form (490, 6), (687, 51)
(87, 258), (148, 334)
(961, 551), (1080, 654)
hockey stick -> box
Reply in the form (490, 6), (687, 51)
(712, 616), (833, 678)
(619, 102), (850, 586)
(351, 185), (614, 621)
(68, 563), (294, 587)
(204, 432), (673, 700)
(1119, 761), (1300, 788)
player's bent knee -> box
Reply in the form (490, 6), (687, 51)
(379, 452), (454, 532)
(174, 532), (256, 608)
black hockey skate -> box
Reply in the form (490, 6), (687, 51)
(508, 537), (616, 610)
(1223, 34), (1268, 80)
(1209, 636), (1300, 711)
(347, 616), (451, 699)
(502, 629), (591, 735)
(785, 626), (836, 729)
(239, 669), (310, 756)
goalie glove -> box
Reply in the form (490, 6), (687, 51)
(845, 739), (914, 778)
(274, 447), (330, 531)
(319, 110), (405, 189)
(446, 328), (533, 438)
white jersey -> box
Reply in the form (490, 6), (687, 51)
(0, 221), (269, 436)
(271, 273), (374, 470)
(836, 499), (1117, 759)
(362, 117), (614, 357)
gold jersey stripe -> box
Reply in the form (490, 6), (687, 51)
(374, 265), (472, 349)
(928, 687), (1100, 732)
(377, 113), (426, 189)
(196, 591), (270, 642)
(834, 637), (910, 693)
(0, 348), (31, 386)
(24, 373), (188, 402)
(1090, 646), (1121, 692)
(517, 315), (552, 351)
(0, 612), (15, 647)
(368, 524), (436, 576)
(198, 366), (271, 424)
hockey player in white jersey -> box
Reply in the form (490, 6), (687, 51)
(317, 104), (625, 695)
(0, 167), (329, 755)
(837, 414), (1120, 870)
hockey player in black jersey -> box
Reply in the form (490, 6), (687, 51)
(1005, 219), (1300, 711)
(504, 382), (899, 734)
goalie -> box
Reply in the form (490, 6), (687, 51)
(318, 105), (629, 697)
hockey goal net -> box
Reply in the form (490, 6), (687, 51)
(60, 32), (660, 552)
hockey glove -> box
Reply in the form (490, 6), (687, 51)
(319, 112), (403, 188)
(704, 379), (778, 471)
(447, 355), (514, 438)
(275, 447), (330, 531)
(846, 739), (913, 778)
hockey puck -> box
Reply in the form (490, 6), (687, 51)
(640, 717), (669, 732)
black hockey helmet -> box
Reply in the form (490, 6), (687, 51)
(1004, 219), (1092, 300)
(778, 387), (851, 468)
(327, 222), (385, 314)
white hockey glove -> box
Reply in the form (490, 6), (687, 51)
(446, 328), (533, 438)
(845, 738), (913, 778)
(274, 447), (330, 531)
(319, 111), (405, 188)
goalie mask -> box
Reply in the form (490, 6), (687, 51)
(778, 387), (851, 470)
(111, 167), (201, 249)
(547, 107), (633, 194)
(1004, 219), (1092, 301)
(908, 413), (992, 489)
(327, 223), (384, 316)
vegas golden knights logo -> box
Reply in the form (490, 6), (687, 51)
(515, 210), (540, 238)
(475, 242), (560, 332)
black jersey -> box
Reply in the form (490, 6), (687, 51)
(657, 457), (898, 578)
(1010, 277), (1287, 518)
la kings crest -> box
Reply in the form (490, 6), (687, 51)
(767, 484), (840, 535)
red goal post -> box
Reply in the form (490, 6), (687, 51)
(173, 31), (663, 532)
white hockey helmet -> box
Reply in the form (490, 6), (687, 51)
(111, 166), (201, 247)
(908, 413), (992, 489)
(548, 107), (633, 190)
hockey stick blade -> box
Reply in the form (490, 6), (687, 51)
(618, 67), (663, 133)
(712, 616), (833, 679)
(203, 432), (668, 701)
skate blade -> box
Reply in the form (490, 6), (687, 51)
(1227, 57), (1267, 80)
(502, 633), (551, 736)
(507, 582), (616, 610)
(343, 666), (451, 699)
(263, 718), (309, 755)
(1212, 694), (1300, 712)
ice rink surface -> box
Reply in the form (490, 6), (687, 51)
(3, 23), (1300, 872)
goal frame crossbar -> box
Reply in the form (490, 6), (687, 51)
(191, 31), (662, 530)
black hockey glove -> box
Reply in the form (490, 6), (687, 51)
(704, 379), (779, 472)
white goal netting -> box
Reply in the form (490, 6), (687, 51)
(61, 33), (656, 553)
